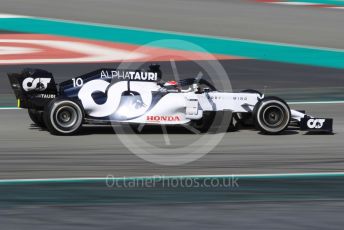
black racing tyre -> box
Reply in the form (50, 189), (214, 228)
(28, 109), (45, 127)
(43, 98), (83, 135)
(252, 96), (290, 134)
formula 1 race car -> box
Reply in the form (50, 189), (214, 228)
(8, 65), (333, 135)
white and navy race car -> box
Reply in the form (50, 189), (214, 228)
(8, 65), (333, 135)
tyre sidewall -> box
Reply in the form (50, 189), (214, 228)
(44, 98), (83, 135)
(253, 97), (290, 134)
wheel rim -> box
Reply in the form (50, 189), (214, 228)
(256, 100), (290, 133)
(55, 106), (78, 128)
(262, 106), (284, 128)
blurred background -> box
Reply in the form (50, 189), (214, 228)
(0, 0), (344, 229)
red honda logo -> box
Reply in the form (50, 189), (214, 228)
(146, 115), (181, 122)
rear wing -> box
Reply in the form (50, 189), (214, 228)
(8, 69), (58, 109)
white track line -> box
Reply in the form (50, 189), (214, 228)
(327, 6), (344, 9)
(271, 1), (324, 5)
(0, 13), (28, 18)
(268, 2), (344, 9)
(288, 100), (344, 104)
(1, 172), (344, 183)
(0, 107), (20, 110)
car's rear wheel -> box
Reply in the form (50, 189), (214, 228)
(253, 96), (290, 134)
(44, 98), (83, 135)
(28, 108), (45, 127)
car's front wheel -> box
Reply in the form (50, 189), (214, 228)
(253, 96), (290, 134)
(43, 98), (83, 135)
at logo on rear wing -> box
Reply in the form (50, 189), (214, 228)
(22, 77), (51, 92)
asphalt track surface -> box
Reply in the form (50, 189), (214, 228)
(1, 0), (344, 229)
(1, 102), (343, 179)
(0, 59), (344, 179)
(1, 176), (344, 229)
(1, 200), (344, 230)
(1, 61), (343, 228)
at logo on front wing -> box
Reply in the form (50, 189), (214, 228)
(22, 77), (51, 92)
(307, 118), (325, 129)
